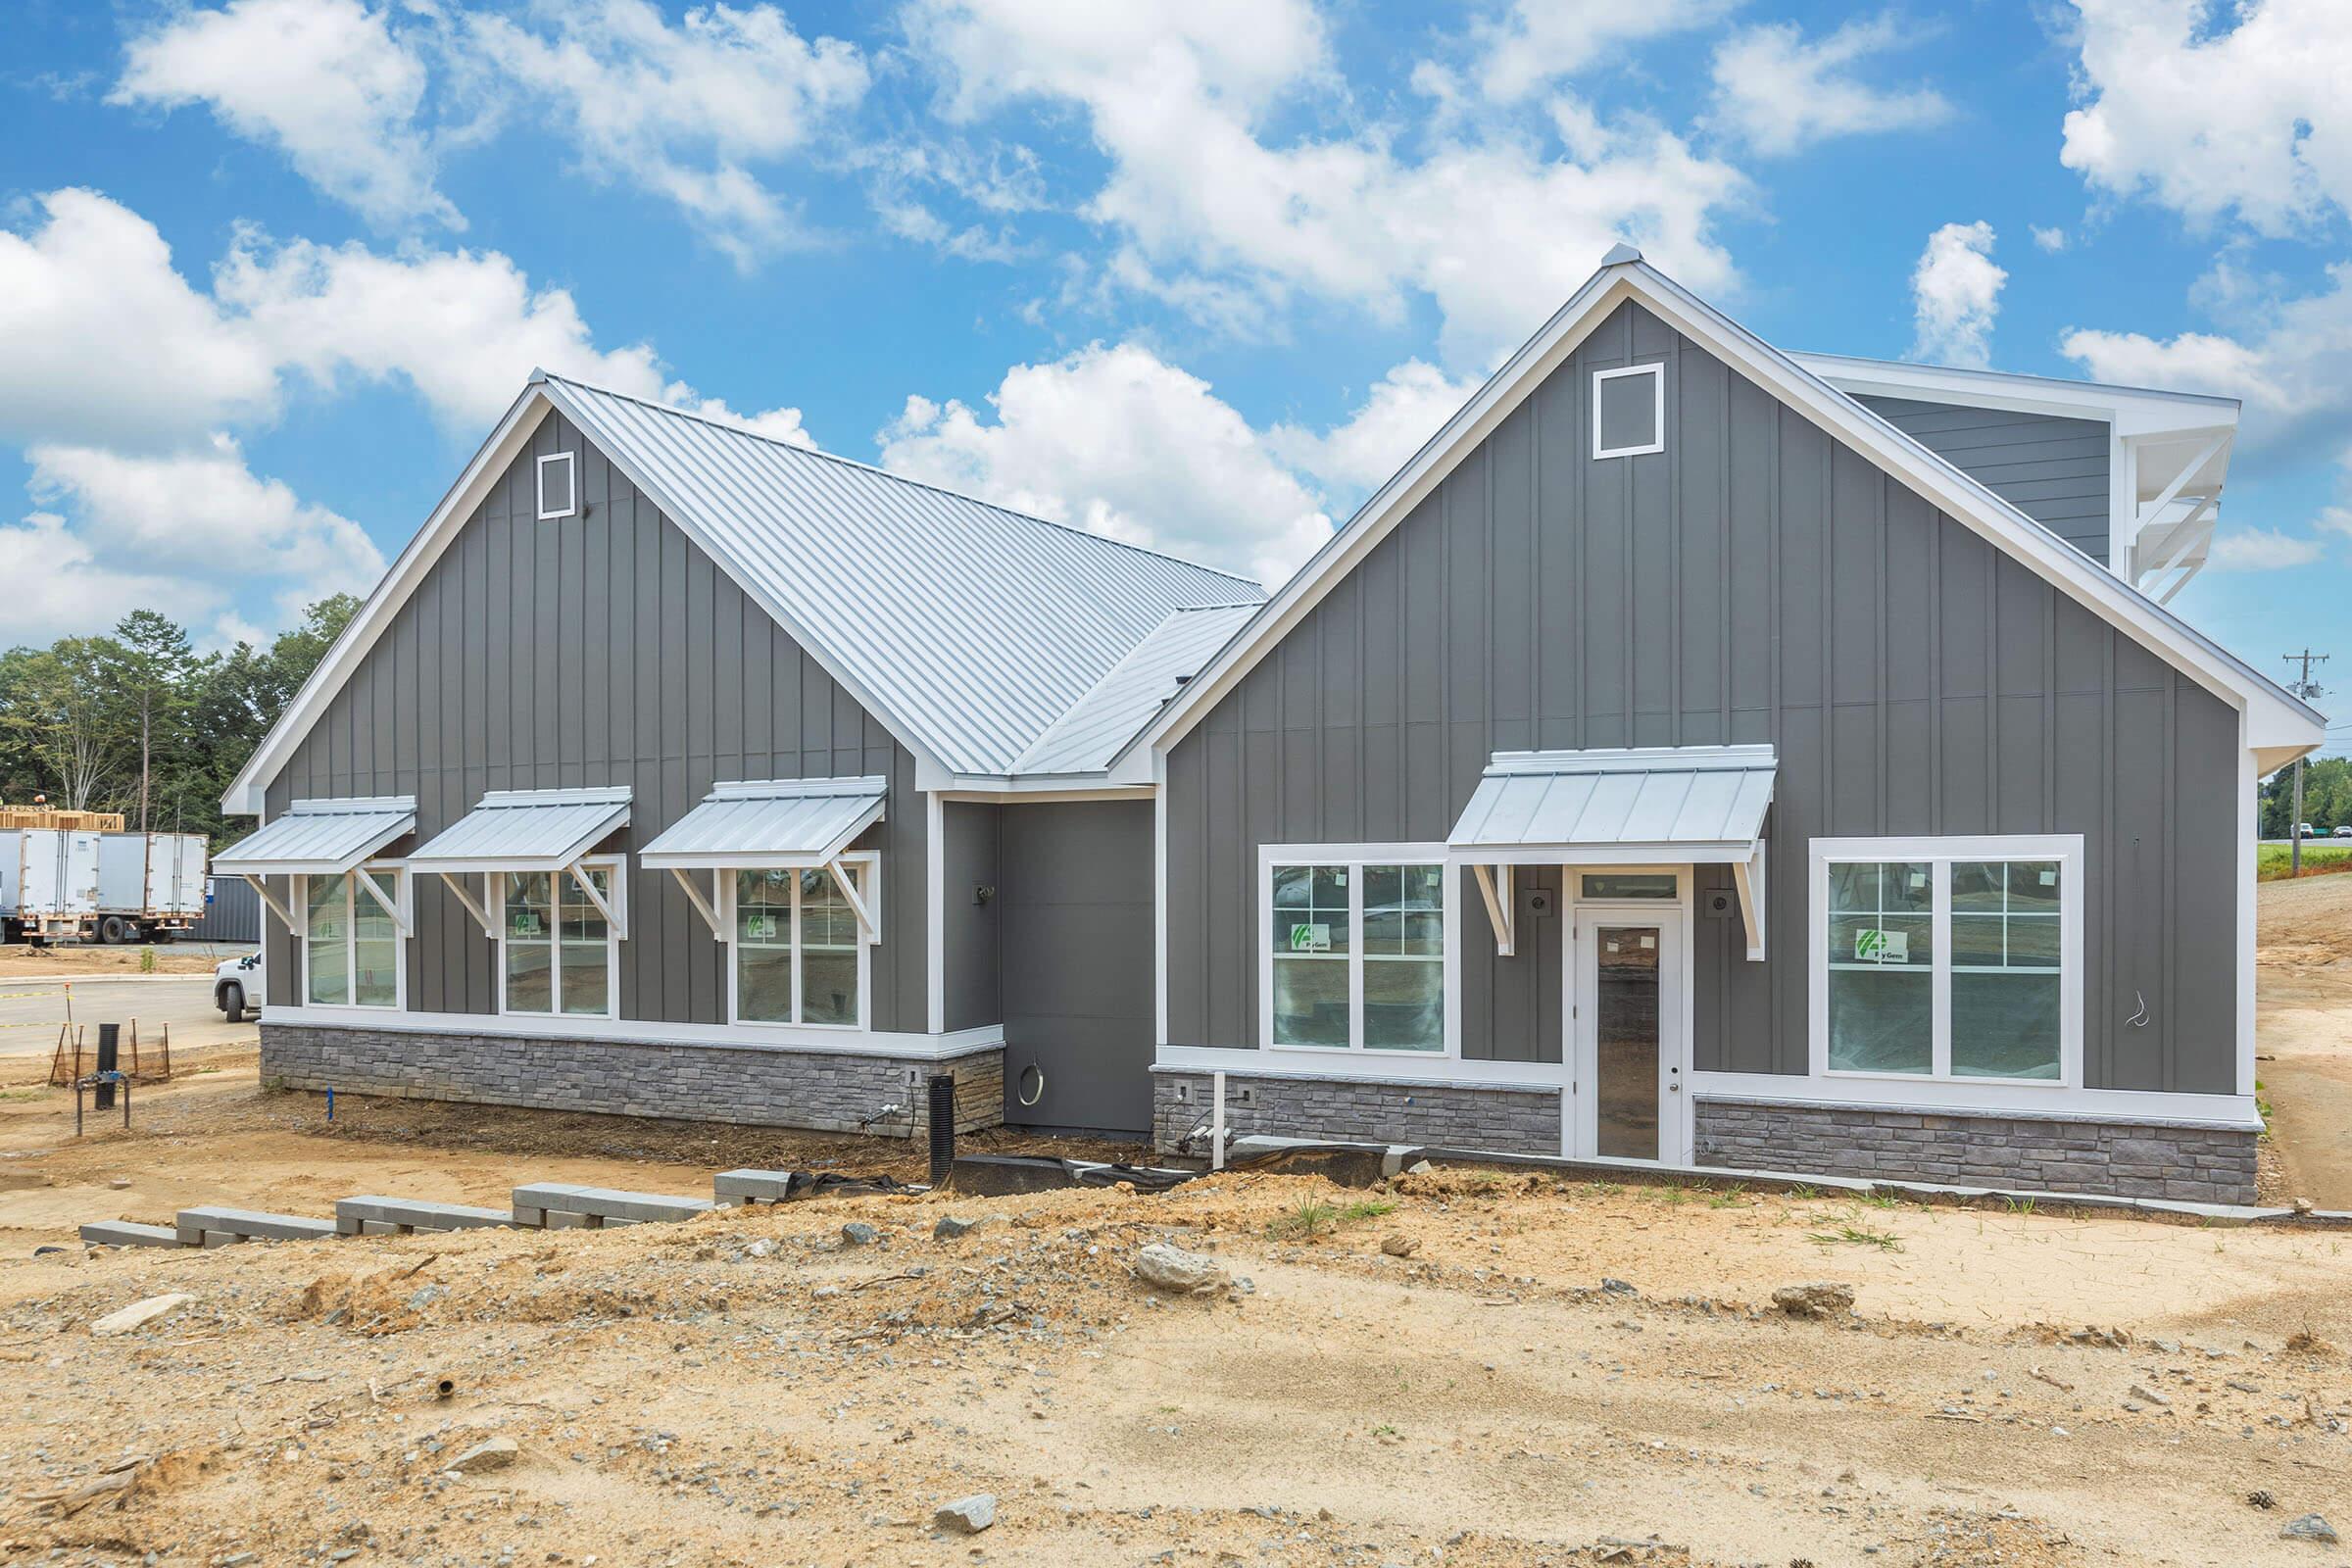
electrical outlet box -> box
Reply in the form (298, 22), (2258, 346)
(1171, 1083), (1191, 1102)
(1702, 890), (1736, 919)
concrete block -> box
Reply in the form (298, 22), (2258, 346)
(512, 1182), (711, 1226)
(713, 1169), (797, 1204)
(176, 1206), (339, 1247)
(77, 1220), (182, 1249)
(201, 1231), (241, 1249)
(336, 1196), (514, 1236)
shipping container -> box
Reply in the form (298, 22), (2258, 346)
(0, 828), (101, 943)
(93, 831), (210, 940)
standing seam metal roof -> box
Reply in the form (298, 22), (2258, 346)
(1449, 748), (1778, 854)
(212, 796), (417, 874)
(408, 788), (634, 870)
(542, 376), (1264, 776)
(1012, 604), (1259, 775)
(639, 777), (888, 866)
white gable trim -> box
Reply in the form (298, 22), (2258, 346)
(1110, 259), (2323, 780)
(222, 385), (952, 817)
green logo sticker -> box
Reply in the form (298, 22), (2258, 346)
(1289, 922), (1331, 953)
(1854, 928), (1908, 962)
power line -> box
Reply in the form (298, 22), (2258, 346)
(2282, 649), (2330, 873)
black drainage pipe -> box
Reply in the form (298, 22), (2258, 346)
(94, 1022), (120, 1110)
(927, 1074), (956, 1186)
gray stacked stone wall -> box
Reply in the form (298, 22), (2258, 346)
(1151, 1069), (1561, 1156)
(1692, 1098), (2257, 1204)
(262, 1023), (1004, 1138)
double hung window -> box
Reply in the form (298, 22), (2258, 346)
(1266, 855), (1446, 1053)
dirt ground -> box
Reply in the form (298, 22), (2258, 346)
(2, 1064), (2351, 1566)
(2257, 874), (2352, 1209)
(0, 942), (232, 977)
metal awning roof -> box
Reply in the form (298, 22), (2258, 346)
(212, 796), (416, 875)
(639, 777), (886, 869)
(408, 787), (632, 873)
(1448, 747), (1777, 862)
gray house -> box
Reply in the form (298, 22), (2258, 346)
(217, 248), (2323, 1203)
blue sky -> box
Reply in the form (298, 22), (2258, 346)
(1, 0), (2345, 750)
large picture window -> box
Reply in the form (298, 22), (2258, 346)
(500, 860), (621, 1018)
(728, 857), (874, 1029)
(1813, 838), (2080, 1086)
(1265, 852), (1446, 1053)
(302, 868), (403, 1008)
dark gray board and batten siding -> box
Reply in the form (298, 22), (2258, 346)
(262, 410), (928, 1032)
(1164, 301), (2239, 1095)
(1855, 395), (2111, 565)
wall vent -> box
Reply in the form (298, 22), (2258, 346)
(536, 451), (577, 520)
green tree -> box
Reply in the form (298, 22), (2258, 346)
(0, 640), (128, 809)
(101, 610), (202, 831)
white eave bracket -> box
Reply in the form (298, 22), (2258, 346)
(828, 856), (878, 944)
(670, 868), (724, 941)
(242, 874), (296, 931)
(567, 861), (628, 942)
(1731, 842), (1768, 961)
(438, 872), (496, 938)
(1471, 863), (1516, 956)
(355, 867), (412, 938)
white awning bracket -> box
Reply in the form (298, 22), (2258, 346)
(566, 861), (628, 942)
(827, 856), (878, 944)
(1471, 862), (1516, 956)
(438, 872), (495, 938)
(671, 868), (725, 941)
(355, 867), (412, 938)
(1730, 842), (1767, 962)
(242, 874), (296, 931)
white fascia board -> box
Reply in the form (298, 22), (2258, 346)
(220, 385), (550, 817)
(1790, 351), (2242, 440)
(1127, 261), (2324, 769)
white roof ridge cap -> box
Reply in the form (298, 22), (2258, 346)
(472, 786), (635, 808)
(705, 776), (889, 801)
(288, 794), (419, 814)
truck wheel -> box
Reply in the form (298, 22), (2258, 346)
(100, 915), (129, 945)
(150, 926), (176, 945)
(220, 983), (246, 1024)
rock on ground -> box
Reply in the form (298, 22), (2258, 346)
(1772, 1282), (1856, 1319)
(1134, 1243), (1228, 1295)
(90, 1293), (194, 1337)
(840, 1221), (880, 1247)
(1380, 1233), (1421, 1257)
(445, 1438), (517, 1474)
(935, 1494), (997, 1534)
(2281, 1514), (2338, 1544)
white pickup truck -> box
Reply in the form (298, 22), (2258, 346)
(215, 952), (263, 1022)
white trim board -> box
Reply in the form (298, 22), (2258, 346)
(1112, 253), (2324, 778)
(265, 1005), (1006, 1060)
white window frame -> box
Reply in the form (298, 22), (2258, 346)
(1592, 363), (1666, 459)
(297, 862), (409, 1011)
(1258, 844), (1453, 1057)
(1808, 835), (2084, 1089)
(536, 451), (576, 520)
(722, 852), (879, 1031)
(493, 855), (625, 1020)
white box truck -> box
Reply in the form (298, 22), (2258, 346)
(92, 831), (210, 943)
(0, 828), (102, 944)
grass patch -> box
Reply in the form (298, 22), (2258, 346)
(1808, 1221), (1903, 1251)
(2257, 842), (2352, 881)
(1266, 1195), (1396, 1240)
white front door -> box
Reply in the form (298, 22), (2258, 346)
(1568, 908), (1686, 1163)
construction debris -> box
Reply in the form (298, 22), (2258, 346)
(89, 1292), (192, 1337)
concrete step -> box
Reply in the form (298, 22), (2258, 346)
(335, 1196), (514, 1236)
(712, 1168), (797, 1205)
(174, 1206), (339, 1248)
(511, 1182), (712, 1229)
(78, 1220), (182, 1249)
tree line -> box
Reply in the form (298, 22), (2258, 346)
(2258, 755), (2352, 838)
(0, 596), (358, 847)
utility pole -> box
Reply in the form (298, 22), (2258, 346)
(2282, 650), (2329, 875)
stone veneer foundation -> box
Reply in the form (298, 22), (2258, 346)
(1151, 1068), (1562, 1156)
(1692, 1098), (2258, 1205)
(261, 1022), (1004, 1138)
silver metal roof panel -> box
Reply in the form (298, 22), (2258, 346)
(409, 787), (632, 872)
(1012, 604), (1257, 775)
(1450, 747), (1776, 858)
(639, 777), (887, 868)
(542, 377), (1264, 776)
(213, 796), (417, 876)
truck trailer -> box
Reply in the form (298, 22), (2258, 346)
(0, 828), (207, 945)
(0, 827), (100, 944)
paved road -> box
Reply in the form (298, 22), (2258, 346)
(0, 975), (248, 1060)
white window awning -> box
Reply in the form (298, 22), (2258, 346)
(639, 777), (885, 943)
(1448, 747), (1775, 960)
(638, 777), (885, 870)
(408, 787), (633, 873)
(213, 796), (416, 876)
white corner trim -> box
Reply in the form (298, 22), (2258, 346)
(925, 791), (945, 1036)
(264, 1004), (1005, 1060)
(536, 450), (577, 520)
(1592, 362), (1666, 459)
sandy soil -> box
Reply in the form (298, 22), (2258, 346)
(2, 1070), (2350, 1566)
(2257, 875), (2352, 1208)
(0, 943), (229, 977)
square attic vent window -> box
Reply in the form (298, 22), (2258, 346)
(537, 452), (577, 520)
(1592, 364), (1665, 459)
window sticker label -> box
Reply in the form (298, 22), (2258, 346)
(511, 911), (542, 938)
(1854, 928), (1908, 962)
(1290, 922), (1332, 953)
(746, 913), (778, 941)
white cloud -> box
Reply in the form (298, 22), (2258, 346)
(2320, 506), (2352, 538)
(2062, 262), (2352, 465)
(0, 513), (220, 648)
(906, 0), (1750, 364)
(2061, 0), (2352, 234)
(2209, 526), (2326, 570)
(0, 189), (279, 451)
(1267, 360), (1484, 496)
(1708, 15), (1949, 157)
(2032, 224), (2069, 253)
(468, 0), (869, 268)
(114, 0), (458, 230)
(1460, 0), (1741, 105)
(880, 343), (1333, 588)
(1911, 220), (2005, 368)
